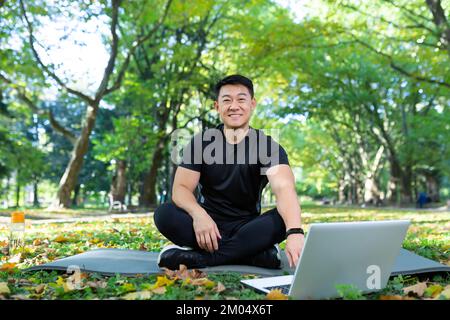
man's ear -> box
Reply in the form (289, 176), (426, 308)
(213, 100), (219, 112)
(251, 98), (257, 111)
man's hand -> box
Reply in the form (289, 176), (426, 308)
(192, 212), (222, 253)
(285, 233), (304, 268)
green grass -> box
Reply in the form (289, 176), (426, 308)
(0, 205), (448, 300)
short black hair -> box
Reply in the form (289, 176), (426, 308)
(214, 74), (254, 100)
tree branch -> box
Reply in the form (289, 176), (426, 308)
(94, 0), (121, 103)
(0, 72), (77, 144)
(104, 0), (173, 95)
(351, 36), (450, 88)
(18, 0), (95, 105)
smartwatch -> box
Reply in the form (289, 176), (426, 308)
(285, 228), (304, 239)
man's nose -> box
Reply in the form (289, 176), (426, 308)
(229, 100), (240, 110)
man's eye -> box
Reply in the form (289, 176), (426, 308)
(239, 99), (246, 102)
(223, 100), (231, 102)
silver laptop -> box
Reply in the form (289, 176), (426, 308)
(241, 220), (410, 300)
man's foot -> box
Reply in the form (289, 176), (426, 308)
(242, 245), (281, 269)
(157, 244), (207, 270)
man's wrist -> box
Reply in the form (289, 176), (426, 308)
(285, 228), (304, 239)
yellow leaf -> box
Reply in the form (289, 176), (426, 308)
(54, 235), (69, 243)
(191, 278), (215, 288)
(403, 282), (427, 297)
(56, 276), (72, 293)
(266, 289), (288, 300)
(0, 241), (7, 247)
(122, 291), (153, 300)
(0, 282), (10, 295)
(152, 276), (175, 289)
(120, 283), (136, 293)
(32, 239), (42, 246)
(424, 285), (443, 298)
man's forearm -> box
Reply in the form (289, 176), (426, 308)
(172, 185), (206, 218)
(275, 186), (302, 230)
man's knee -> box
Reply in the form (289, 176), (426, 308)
(153, 202), (177, 232)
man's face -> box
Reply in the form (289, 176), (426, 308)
(214, 84), (256, 129)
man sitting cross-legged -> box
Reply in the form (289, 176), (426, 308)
(154, 74), (305, 270)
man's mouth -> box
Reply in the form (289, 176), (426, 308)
(228, 114), (242, 119)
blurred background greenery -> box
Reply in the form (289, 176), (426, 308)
(0, 0), (448, 210)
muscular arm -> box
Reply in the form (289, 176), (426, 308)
(267, 164), (304, 267)
(267, 164), (302, 230)
(171, 166), (205, 219)
(172, 166), (221, 252)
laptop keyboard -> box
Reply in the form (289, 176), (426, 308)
(264, 284), (291, 295)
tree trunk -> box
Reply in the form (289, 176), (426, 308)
(139, 139), (166, 207)
(33, 180), (39, 207)
(15, 179), (20, 208)
(71, 184), (80, 207)
(52, 105), (98, 209)
(110, 160), (127, 203)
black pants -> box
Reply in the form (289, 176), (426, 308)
(153, 202), (286, 266)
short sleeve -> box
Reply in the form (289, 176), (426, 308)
(178, 133), (203, 172)
(258, 135), (290, 174)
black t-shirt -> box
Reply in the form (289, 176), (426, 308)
(177, 124), (289, 220)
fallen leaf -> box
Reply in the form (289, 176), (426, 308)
(439, 285), (450, 299)
(54, 235), (69, 243)
(86, 281), (107, 289)
(379, 295), (415, 300)
(121, 291), (152, 300)
(139, 243), (147, 251)
(424, 284), (443, 298)
(215, 282), (226, 293)
(151, 286), (166, 295)
(152, 276), (175, 289)
(191, 278), (216, 289)
(163, 264), (206, 281)
(0, 283), (10, 295)
(403, 282), (427, 297)
(35, 284), (46, 294)
(56, 276), (73, 293)
(32, 239), (42, 246)
(0, 263), (17, 272)
(0, 241), (7, 247)
(266, 289), (288, 300)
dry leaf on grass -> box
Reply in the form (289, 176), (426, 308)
(403, 282), (428, 297)
(0, 262), (17, 272)
(34, 284), (46, 294)
(163, 264), (207, 280)
(439, 285), (450, 299)
(379, 295), (416, 300)
(54, 235), (69, 243)
(215, 282), (226, 293)
(122, 291), (153, 300)
(266, 289), (288, 300)
(424, 284), (443, 298)
(0, 282), (10, 295)
(151, 286), (166, 295)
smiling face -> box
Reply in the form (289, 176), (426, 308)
(214, 84), (256, 130)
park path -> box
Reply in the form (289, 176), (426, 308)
(0, 212), (154, 225)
